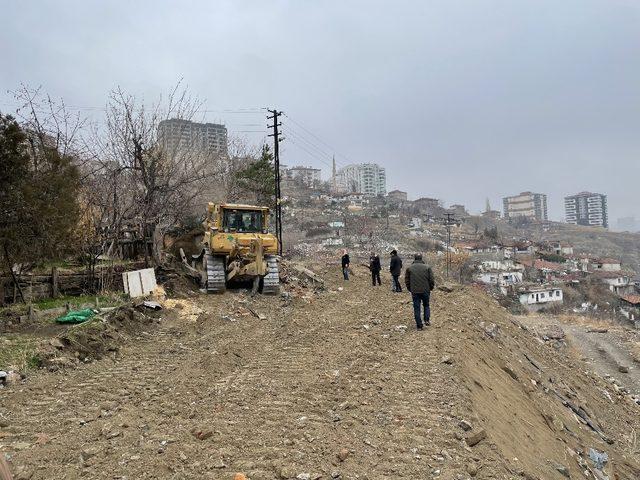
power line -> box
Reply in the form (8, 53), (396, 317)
(283, 113), (353, 167)
(283, 124), (338, 163)
(284, 129), (335, 166)
(285, 136), (334, 170)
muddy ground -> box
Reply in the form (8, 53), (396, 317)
(1, 265), (640, 479)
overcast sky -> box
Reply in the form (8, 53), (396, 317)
(2, 1), (639, 225)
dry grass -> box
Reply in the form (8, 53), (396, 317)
(554, 314), (615, 331)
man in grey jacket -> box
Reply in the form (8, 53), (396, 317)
(404, 254), (435, 330)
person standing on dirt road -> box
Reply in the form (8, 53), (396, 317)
(369, 252), (382, 286)
(405, 253), (435, 330)
(389, 250), (403, 292)
(341, 250), (351, 280)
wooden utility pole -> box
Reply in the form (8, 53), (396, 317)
(267, 109), (284, 255)
(443, 213), (456, 279)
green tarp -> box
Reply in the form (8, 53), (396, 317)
(56, 308), (96, 324)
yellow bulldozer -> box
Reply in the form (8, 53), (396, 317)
(191, 202), (280, 294)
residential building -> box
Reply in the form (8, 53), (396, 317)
(564, 192), (608, 228)
(518, 286), (563, 311)
(413, 197), (442, 217)
(448, 204), (469, 217)
(283, 166), (322, 188)
(477, 271), (524, 293)
(502, 192), (548, 221)
(591, 258), (622, 272)
(593, 271), (635, 296)
(158, 119), (228, 156)
(387, 190), (408, 202)
(335, 163), (386, 196)
(551, 241), (574, 256)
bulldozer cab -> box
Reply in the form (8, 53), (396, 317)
(222, 209), (264, 233)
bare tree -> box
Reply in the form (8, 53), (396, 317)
(89, 82), (217, 264)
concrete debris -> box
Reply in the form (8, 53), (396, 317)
(588, 448), (609, 470)
(142, 301), (162, 310)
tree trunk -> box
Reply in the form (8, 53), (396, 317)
(3, 243), (25, 303)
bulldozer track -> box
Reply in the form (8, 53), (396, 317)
(205, 254), (226, 293)
(261, 255), (280, 295)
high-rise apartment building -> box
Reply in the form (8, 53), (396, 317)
(283, 166), (322, 188)
(564, 192), (608, 228)
(158, 119), (228, 156)
(335, 163), (386, 196)
(502, 192), (548, 221)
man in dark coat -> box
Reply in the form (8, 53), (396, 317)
(369, 252), (382, 286)
(341, 250), (350, 280)
(405, 253), (435, 330)
(389, 250), (403, 292)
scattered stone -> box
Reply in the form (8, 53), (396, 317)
(296, 474), (311, 480)
(441, 356), (454, 365)
(437, 283), (456, 293)
(191, 428), (213, 440)
(541, 325), (565, 341)
(465, 429), (487, 447)
(5, 371), (21, 385)
(502, 365), (519, 381)
(234, 474), (248, 480)
(80, 446), (101, 461)
(466, 463), (478, 476)
(618, 365), (629, 374)
(337, 448), (350, 462)
(484, 323), (499, 339)
(330, 472), (342, 479)
(458, 420), (472, 431)
(49, 338), (65, 349)
(553, 463), (570, 478)
(588, 328), (608, 334)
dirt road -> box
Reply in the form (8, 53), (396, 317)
(1, 270), (498, 479)
(2, 268), (640, 479)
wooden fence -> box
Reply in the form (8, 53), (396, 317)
(0, 265), (143, 306)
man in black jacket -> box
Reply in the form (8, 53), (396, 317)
(389, 250), (403, 292)
(405, 253), (435, 329)
(369, 252), (381, 286)
(341, 250), (350, 280)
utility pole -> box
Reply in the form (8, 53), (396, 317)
(443, 213), (457, 279)
(267, 109), (284, 256)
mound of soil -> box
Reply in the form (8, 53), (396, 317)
(36, 306), (161, 370)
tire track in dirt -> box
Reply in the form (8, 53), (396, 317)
(1, 271), (491, 479)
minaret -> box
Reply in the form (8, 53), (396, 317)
(485, 197), (491, 213)
(332, 155), (337, 192)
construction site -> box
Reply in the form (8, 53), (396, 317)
(3, 3), (640, 478)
